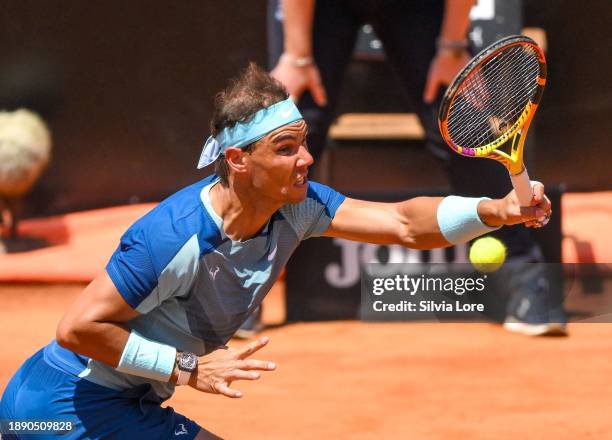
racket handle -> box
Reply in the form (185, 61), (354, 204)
(510, 167), (534, 207)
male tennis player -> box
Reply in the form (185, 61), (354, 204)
(0, 64), (551, 439)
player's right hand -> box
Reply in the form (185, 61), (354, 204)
(188, 337), (276, 398)
(271, 59), (327, 106)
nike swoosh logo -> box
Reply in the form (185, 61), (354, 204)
(268, 244), (278, 261)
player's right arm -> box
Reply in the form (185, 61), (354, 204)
(56, 272), (275, 398)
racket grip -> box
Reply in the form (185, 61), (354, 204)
(510, 168), (534, 207)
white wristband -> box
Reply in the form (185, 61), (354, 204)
(116, 330), (177, 383)
(437, 196), (501, 244)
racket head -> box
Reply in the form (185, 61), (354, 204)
(438, 35), (547, 165)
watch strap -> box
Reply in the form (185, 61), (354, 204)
(176, 368), (192, 386)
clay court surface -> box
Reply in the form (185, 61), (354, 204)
(1, 283), (611, 439)
(1, 195), (611, 438)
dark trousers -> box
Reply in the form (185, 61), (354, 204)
(267, 0), (542, 263)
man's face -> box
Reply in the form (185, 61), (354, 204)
(245, 119), (313, 204)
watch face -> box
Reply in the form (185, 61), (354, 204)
(179, 352), (198, 372)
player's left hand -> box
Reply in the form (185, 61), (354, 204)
(522, 181), (552, 228)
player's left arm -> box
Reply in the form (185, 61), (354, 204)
(324, 184), (551, 249)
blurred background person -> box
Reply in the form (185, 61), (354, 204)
(0, 109), (51, 241)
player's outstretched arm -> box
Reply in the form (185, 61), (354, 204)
(325, 196), (448, 249)
(324, 183), (552, 249)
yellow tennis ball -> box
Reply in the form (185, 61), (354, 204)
(469, 236), (506, 272)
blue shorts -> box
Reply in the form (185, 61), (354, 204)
(0, 348), (201, 439)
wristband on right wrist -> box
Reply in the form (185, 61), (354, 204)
(116, 330), (176, 383)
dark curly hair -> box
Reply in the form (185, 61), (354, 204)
(211, 63), (289, 185)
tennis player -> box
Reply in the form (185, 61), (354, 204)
(0, 64), (551, 439)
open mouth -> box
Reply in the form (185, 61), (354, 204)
(295, 174), (308, 187)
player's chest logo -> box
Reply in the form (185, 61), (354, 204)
(209, 265), (220, 280)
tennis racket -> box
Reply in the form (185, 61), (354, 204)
(438, 35), (546, 207)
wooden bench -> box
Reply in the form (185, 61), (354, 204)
(329, 113), (425, 141)
(321, 113), (426, 185)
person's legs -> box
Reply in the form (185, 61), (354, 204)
(368, 0), (443, 111)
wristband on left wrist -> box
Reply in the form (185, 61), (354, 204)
(437, 196), (501, 244)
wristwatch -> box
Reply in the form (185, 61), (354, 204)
(176, 352), (198, 386)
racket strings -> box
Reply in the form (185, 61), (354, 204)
(448, 50), (539, 147)
(451, 48), (538, 117)
(451, 53), (538, 116)
(449, 74), (535, 138)
(449, 53), (539, 140)
(446, 44), (541, 149)
(450, 75), (536, 147)
(450, 60), (537, 117)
